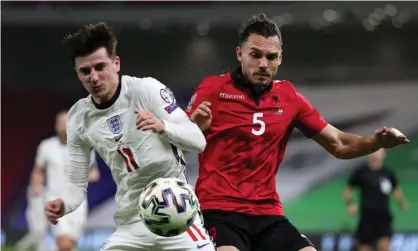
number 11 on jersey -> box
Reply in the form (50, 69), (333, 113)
(117, 143), (140, 173)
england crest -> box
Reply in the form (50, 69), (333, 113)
(106, 115), (122, 134)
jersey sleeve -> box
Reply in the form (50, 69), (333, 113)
(140, 78), (206, 153)
(34, 141), (47, 167)
(61, 110), (93, 215)
(185, 77), (215, 117)
(294, 92), (328, 138)
(89, 149), (98, 168)
(348, 168), (361, 187)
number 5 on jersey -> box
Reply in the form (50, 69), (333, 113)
(117, 144), (140, 173)
(252, 112), (265, 136)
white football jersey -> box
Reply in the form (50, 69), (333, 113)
(34, 136), (96, 200)
(64, 75), (205, 225)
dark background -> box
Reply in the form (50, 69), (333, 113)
(2, 2), (418, 250)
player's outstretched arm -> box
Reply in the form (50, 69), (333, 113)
(312, 125), (409, 159)
(137, 78), (206, 153)
(293, 90), (409, 159)
(61, 127), (93, 213)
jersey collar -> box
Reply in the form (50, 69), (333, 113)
(92, 74), (122, 110)
(230, 66), (273, 103)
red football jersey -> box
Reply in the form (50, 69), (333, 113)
(186, 69), (328, 215)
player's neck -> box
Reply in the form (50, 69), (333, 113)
(231, 66), (272, 97)
(91, 77), (122, 110)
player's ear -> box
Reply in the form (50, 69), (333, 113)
(236, 46), (243, 63)
(278, 50), (283, 66)
(114, 56), (120, 73)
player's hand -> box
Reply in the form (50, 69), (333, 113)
(45, 199), (65, 225)
(190, 101), (212, 131)
(373, 127), (409, 149)
(347, 204), (358, 216)
(135, 110), (165, 134)
(400, 201), (409, 211)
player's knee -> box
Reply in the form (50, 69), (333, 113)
(217, 246), (240, 251)
(56, 235), (76, 251)
(298, 247), (317, 251)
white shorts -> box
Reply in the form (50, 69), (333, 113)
(51, 199), (88, 240)
(27, 195), (47, 234)
(100, 215), (215, 251)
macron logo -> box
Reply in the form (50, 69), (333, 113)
(220, 93), (245, 100)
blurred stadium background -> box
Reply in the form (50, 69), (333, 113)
(1, 1), (418, 251)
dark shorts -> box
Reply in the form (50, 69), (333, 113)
(201, 209), (314, 251)
(355, 212), (393, 245)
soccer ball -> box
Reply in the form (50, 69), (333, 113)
(139, 177), (199, 237)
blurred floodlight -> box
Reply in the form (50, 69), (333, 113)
(392, 17), (403, 28)
(398, 11), (411, 23)
(369, 13), (381, 26)
(196, 21), (210, 36)
(374, 8), (386, 20)
(385, 4), (397, 17)
(282, 13), (293, 25)
(323, 9), (338, 22)
(363, 19), (375, 31)
(272, 16), (285, 27)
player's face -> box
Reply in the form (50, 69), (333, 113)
(236, 34), (282, 85)
(55, 112), (67, 139)
(74, 47), (120, 103)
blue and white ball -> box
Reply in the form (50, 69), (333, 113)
(139, 177), (199, 237)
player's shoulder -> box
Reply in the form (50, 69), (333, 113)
(271, 79), (299, 101)
(39, 136), (59, 149)
(67, 98), (90, 127)
(197, 74), (229, 90)
(272, 79), (297, 91)
(122, 74), (165, 91)
(121, 74), (167, 97)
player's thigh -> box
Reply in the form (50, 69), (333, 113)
(201, 210), (251, 251)
(100, 220), (156, 251)
(254, 216), (315, 251)
(355, 216), (382, 246)
(157, 215), (215, 251)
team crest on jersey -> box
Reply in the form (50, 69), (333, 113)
(106, 115), (122, 134)
(160, 87), (178, 114)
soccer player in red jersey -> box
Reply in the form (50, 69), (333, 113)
(185, 14), (410, 251)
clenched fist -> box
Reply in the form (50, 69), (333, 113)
(45, 198), (65, 225)
(135, 110), (165, 134)
(190, 101), (212, 131)
(374, 127), (409, 148)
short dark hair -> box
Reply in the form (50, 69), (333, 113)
(238, 13), (282, 46)
(63, 22), (117, 63)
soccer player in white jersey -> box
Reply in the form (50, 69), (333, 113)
(44, 22), (214, 251)
(17, 111), (100, 251)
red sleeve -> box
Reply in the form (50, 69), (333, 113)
(294, 92), (328, 138)
(185, 77), (216, 117)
